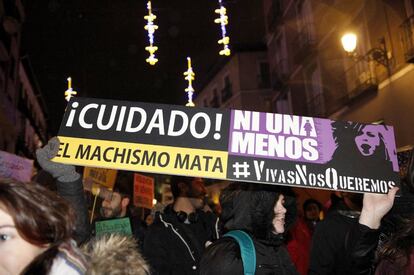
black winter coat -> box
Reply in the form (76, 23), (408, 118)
(201, 234), (298, 275)
(308, 203), (379, 275)
(200, 183), (298, 275)
(143, 205), (218, 275)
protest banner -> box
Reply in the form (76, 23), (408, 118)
(83, 167), (118, 190)
(0, 150), (33, 182)
(133, 173), (154, 209)
(54, 97), (400, 194)
(95, 217), (132, 236)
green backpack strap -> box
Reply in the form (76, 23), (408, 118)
(224, 230), (256, 275)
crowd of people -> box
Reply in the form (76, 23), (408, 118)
(0, 136), (413, 274)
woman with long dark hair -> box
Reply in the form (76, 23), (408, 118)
(0, 178), (87, 275)
(374, 149), (414, 275)
(375, 216), (414, 274)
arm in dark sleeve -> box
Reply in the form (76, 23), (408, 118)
(344, 223), (379, 275)
(57, 176), (91, 244)
(308, 220), (339, 275)
(131, 217), (147, 249)
(142, 226), (171, 274)
(36, 137), (91, 244)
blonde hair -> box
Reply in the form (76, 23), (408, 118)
(82, 234), (150, 275)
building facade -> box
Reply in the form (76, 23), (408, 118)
(194, 48), (274, 112)
(263, 0), (414, 148)
(0, 0), (48, 158)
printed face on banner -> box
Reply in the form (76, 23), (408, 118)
(53, 97), (400, 194)
(354, 125), (381, 156)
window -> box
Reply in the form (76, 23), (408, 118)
(295, 0), (315, 46)
(304, 62), (324, 116)
(258, 62), (270, 88)
(275, 91), (290, 114)
(210, 89), (220, 108)
(267, 0), (283, 31)
(222, 75), (232, 102)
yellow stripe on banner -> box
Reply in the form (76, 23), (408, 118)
(54, 136), (228, 179)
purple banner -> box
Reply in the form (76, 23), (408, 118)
(226, 110), (399, 194)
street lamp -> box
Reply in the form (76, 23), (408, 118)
(341, 33), (357, 53)
(341, 32), (390, 74)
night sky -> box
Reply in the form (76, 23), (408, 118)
(21, 0), (265, 134)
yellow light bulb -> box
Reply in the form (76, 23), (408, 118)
(144, 14), (157, 21)
(215, 7), (226, 14)
(145, 45), (158, 54)
(146, 55), (158, 65)
(67, 77), (72, 89)
(218, 36), (230, 44)
(219, 48), (231, 56)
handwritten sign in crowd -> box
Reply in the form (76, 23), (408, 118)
(0, 150), (33, 182)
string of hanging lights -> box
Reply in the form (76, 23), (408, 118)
(214, 0), (231, 56)
(183, 57), (195, 107)
(144, 1), (159, 65)
(64, 77), (77, 102)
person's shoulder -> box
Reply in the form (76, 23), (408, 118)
(50, 240), (88, 275)
(198, 210), (219, 230)
(313, 211), (357, 240)
(321, 210), (356, 224)
(199, 210), (217, 219)
(145, 213), (175, 234)
(203, 236), (246, 262)
(146, 220), (166, 233)
(201, 237), (243, 275)
(129, 215), (146, 228)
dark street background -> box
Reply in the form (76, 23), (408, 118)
(21, 0), (264, 134)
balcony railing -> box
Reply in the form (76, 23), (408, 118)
(344, 59), (378, 100)
(400, 14), (414, 63)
